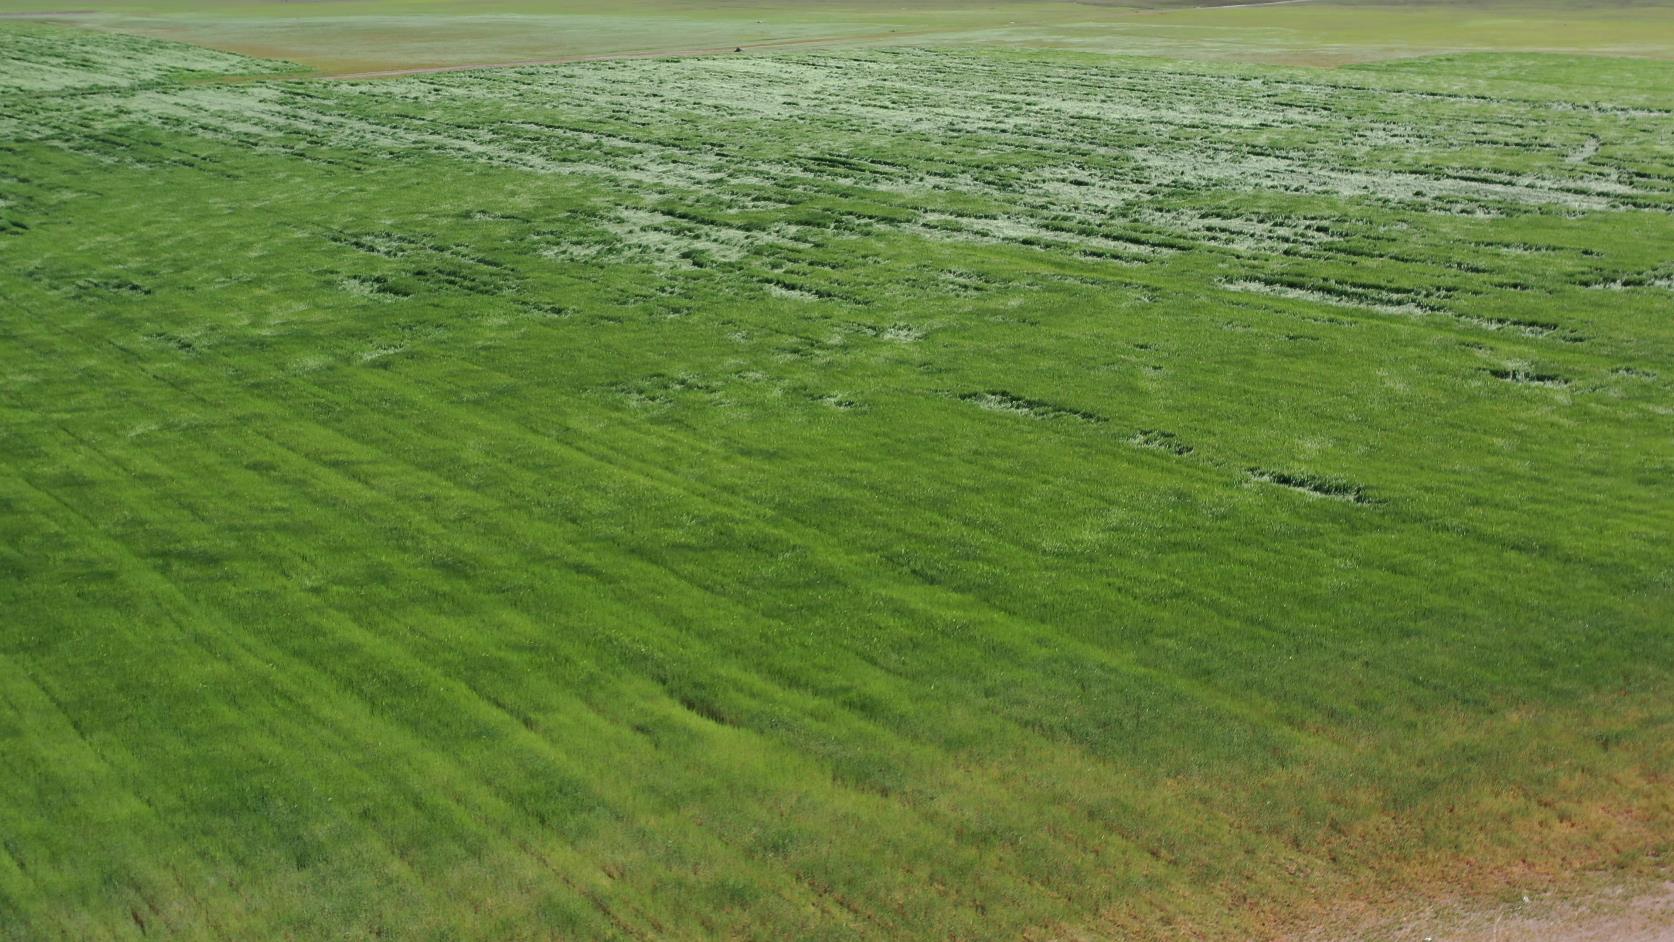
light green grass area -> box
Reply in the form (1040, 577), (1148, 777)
(3, 19), (1674, 942)
(5, 0), (1674, 73)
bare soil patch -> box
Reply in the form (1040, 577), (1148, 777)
(1301, 882), (1674, 942)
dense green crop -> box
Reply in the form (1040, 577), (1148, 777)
(2, 23), (1671, 941)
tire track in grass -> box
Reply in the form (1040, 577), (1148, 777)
(6, 294), (1071, 936)
(9, 453), (648, 939)
(9, 39), (1674, 938)
(360, 336), (1380, 756)
(336, 351), (1332, 736)
(242, 367), (1132, 931)
(0, 424), (509, 935)
(284, 349), (1359, 883)
(576, 390), (1415, 732)
(9, 276), (1218, 930)
(1, 294), (678, 936)
(2, 481), (331, 934)
(0, 655), (132, 920)
(13, 200), (1466, 789)
(0, 432), (308, 934)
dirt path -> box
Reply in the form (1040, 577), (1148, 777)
(1301, 882), (1674, 942)
(1435, 886), (1674, 942)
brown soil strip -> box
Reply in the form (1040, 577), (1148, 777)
(1296, 881), (1674, 942)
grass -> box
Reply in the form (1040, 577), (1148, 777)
(2, 16), (1674, 941)
(6, 0), (1674, 73)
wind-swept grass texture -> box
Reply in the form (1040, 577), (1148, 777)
(2, 24), (1672, 941)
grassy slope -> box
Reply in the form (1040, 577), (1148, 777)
(3, 21), (1674, 941)
(5, 0), (1674, 73)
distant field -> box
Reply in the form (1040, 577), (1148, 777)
(4, 0), (1674, 73)
(3, 21), (1673, 940)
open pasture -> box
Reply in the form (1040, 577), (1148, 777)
(2, 20), (1673, 942)
(6, 0), (1674, 75)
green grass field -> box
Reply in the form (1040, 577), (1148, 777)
(7, 0), (1674, 74)
(3, 10), (1674, 942)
